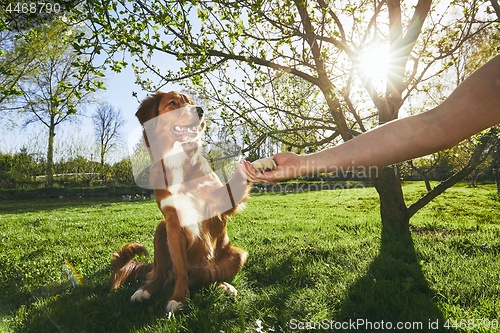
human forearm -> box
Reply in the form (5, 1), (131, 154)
(300, 111), (445, 173)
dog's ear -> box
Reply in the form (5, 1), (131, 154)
(135, 92), (163, 125)
(180, 93), (195, 105)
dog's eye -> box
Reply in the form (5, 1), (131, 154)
(169, 100), (176, 106)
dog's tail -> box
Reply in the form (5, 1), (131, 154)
(108, 243), (152, 290)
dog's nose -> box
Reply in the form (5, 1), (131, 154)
(196, 106), (204, 118)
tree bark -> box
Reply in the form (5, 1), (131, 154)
(495, 169), (500, 194)
(371, 166), (409, 233)
(100, 145), (105, 167)
(46, 115), (56, 188)
(491, 0), (500, 21)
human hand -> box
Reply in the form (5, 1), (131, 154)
(239, 152), (304, 184)
(238, 157), (277, 183)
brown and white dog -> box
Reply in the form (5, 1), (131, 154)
(109, 91), (275, 315)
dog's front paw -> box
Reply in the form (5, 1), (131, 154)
(166, 299), (183, 317)
(130, 288), (150, 302)
(218, 282), (238, 296)
(251, 157), (276, 172)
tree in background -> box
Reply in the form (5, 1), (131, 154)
(0, 0), (82, 105)
(0, 29), (39, 105)
(402, 24), (500, 191)
(110, 158), (135, 186)
(92, 102), (125, 173)
(4, 20), (101, 187)
(76, 0), (498, 231)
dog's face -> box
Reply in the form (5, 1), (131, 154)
(136, 91), (205, 156)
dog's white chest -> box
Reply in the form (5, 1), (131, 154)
(160, 194), (204, 237)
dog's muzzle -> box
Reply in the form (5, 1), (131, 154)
(196, 106), (204, 118)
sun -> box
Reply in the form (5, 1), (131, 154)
(358, 45), (390, 84)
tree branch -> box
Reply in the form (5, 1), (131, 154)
(408, 129), (498, 217)
(491, 0), (500, 21)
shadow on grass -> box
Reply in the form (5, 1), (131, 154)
(0, 267), (170, 333)
(337, 226), (455, 332)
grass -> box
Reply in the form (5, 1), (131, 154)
(0, 182), (499, 332)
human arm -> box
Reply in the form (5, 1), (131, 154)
(243, 54), (500, 183)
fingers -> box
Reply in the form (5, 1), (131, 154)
(238, 160), (256, 182)
(251, 157), (277, 172)
(238, 160), (277, 184)
(239, 152), (301, 184)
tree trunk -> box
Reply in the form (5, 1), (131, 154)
(46, 117), (56, 188)
(491, 0), (500, 21)
(100, 147), (105, 167)
(495, 169), (500, 194)
(100, 146), (106, 184)
(371, 166), (409, 233)
(423, 176), (432, 192)
(367, 0), (430, 234)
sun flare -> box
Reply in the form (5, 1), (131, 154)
(358, 45), (390, 83)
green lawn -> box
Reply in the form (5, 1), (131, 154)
(0, 183), (499, 332)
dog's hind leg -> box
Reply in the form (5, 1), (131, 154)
(211, 245), (248, 295)
(131, 220), (172, 302)
(183, 219), (250, 291)
(217, 245), (248, 277)
(187, 242), (248, 288)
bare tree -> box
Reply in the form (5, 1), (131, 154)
(92, 102), (125, 168)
